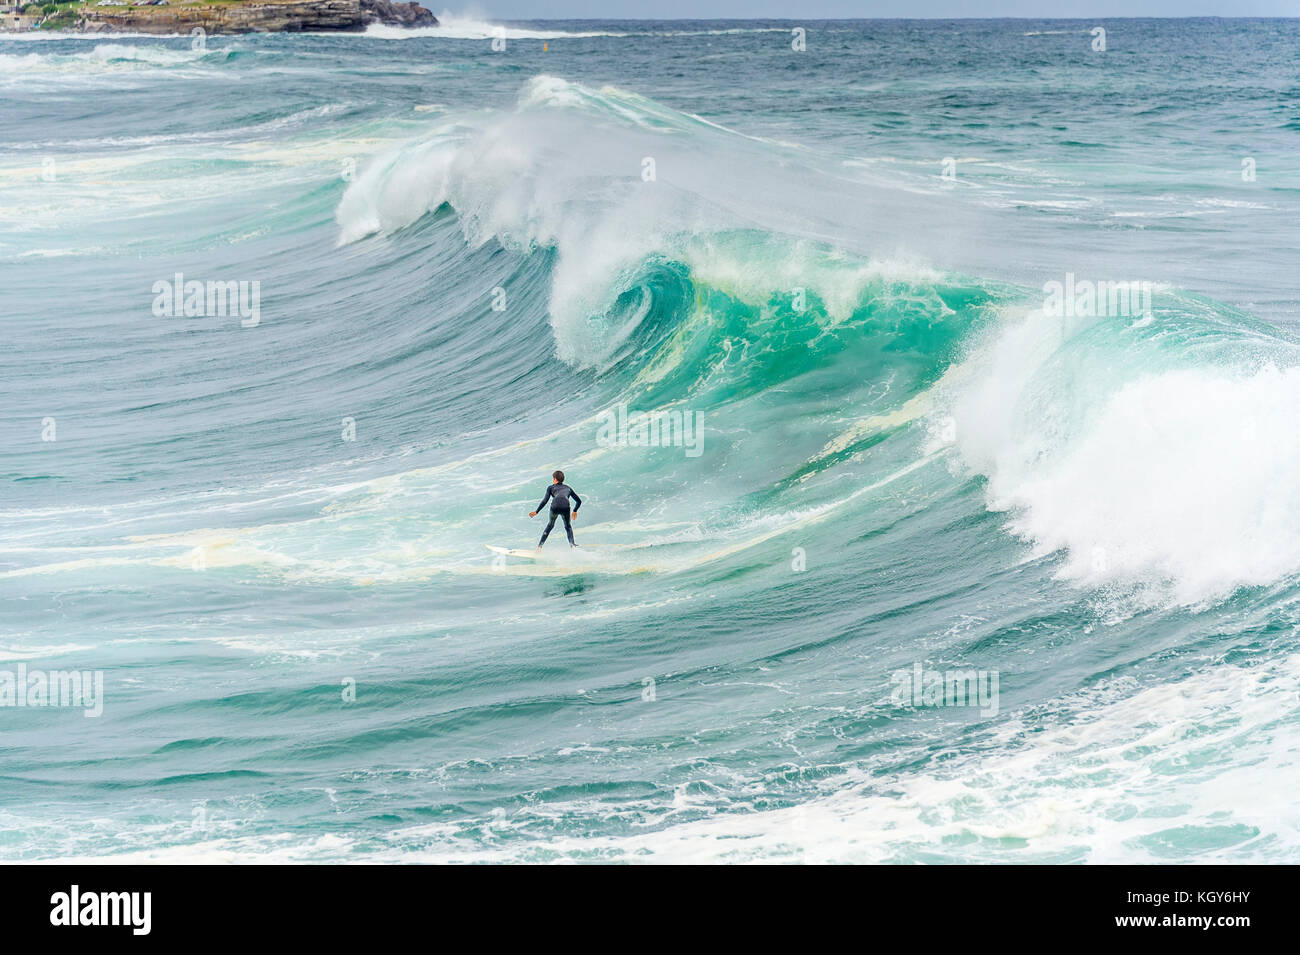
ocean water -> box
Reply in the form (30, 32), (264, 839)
(2, 17), (1299, 863)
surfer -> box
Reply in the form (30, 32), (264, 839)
(530, 470), (581, 548)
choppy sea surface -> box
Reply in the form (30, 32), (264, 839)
(2, 17), (1299, 862)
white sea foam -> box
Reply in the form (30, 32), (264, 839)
(0, 43), (220, 76)
(360, 11), (792, 41)
(938, 308), (1300, 607)
(363, 18), (630, 40)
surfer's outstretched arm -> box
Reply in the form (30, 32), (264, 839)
(530, 486), (554, 518)
(570, 489), (581, 518)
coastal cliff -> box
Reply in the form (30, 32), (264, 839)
(28, 0), (436, 34)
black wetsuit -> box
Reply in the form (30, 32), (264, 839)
(537, 483), (581, 547)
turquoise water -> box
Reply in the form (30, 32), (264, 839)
(2, 17), (1299, 863)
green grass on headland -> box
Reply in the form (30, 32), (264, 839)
(27, 0), (327, 13)
(25, 0), (326, 29)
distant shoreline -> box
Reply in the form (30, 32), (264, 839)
(1, 0), (436, 34)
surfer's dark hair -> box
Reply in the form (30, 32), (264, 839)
(553, 470), (565, 483)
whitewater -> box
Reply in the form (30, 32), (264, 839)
(1, 18), (1298, 863)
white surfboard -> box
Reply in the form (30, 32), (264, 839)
(486, 544), (538, 560)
